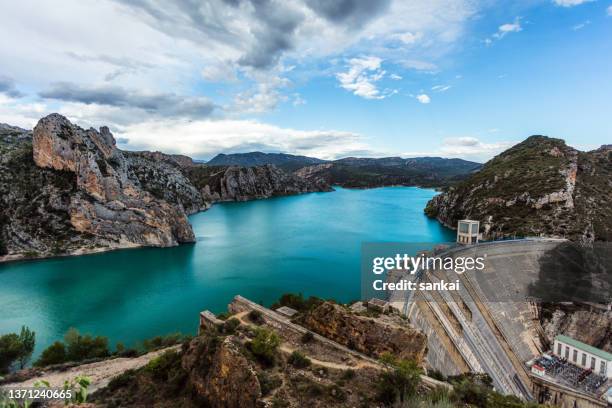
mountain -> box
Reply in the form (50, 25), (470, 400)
(296, 157), (482, 188)
(425, 136), (612, 242)
(0, 115), (330, 262)
(207, 152), (327, 171)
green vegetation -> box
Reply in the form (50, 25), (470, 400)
(287, 351), (311, 368)
(222, 318), (241, 334)
(249, 327), (280, 365)
(300, 331), (314, 343)
(376, 353), (422, 405)
(141, 332), (190, 352)
(248, 309), (264, 324)
(35, 328), (109, 366)
(0, 326), (36, 373)
(271, 292), (323, 313)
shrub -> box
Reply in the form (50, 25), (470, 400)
(271, 293), (323, 313)
(300, 331), (314, 344)
(257, 371), (283, 396)
(376, 356), (422, 405)
(141, 332), (189, 352)
(216, 312), (234, 321)
(249, 327), (280, 365)
(341, 369), (356, 380)
(222, 318), (240, 334)
(35, 341), (67, 367)
(287, 351), (311, 369)
(248, 310), (264, 324)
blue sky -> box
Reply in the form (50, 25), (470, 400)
(0, 0), (610, 162)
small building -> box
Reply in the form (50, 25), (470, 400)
(457, 219), (480, 245)
(553, 334), (612, 378)
(367, 297), (390, 313)
(275, 306), (298, 318)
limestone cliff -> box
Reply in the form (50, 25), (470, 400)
(425, 136), (612, 242)
(184, 163), (333, 203)
(298, 302), (428, 364)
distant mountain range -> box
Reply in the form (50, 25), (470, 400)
(207, 152), (482, 188)
(207, 152), (326, 171)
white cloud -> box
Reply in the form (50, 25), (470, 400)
(493, 18), (522, 39)
(391, 31), (423, 44)
(432, 85), (451, 92)
(571, 20), (591, 30)
(439, 137), (515, 161)
(390, 74), (403, 80)
(337, 56), (394, 99)
(607, 5), (612, 15)
(119, 119), (370, 160)
(399, 59), (438, 71)
(416, 94), (431, 104)
(552, 0), (595, 7)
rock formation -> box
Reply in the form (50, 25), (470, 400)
(298, 302), (428, 364)
(425, 136), (612, 242)
(32, 114), (195, 249)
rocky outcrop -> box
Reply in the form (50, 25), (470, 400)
(541, 305), (612, 353)
(32, 114), (195, 249)
(185, 163), (332, 203)
(425, 136), (612, 242)
(182, 335), (261, 408)
(298, 302), (427, 364)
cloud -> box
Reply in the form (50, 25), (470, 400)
(552, 0), (594, 7)
(337, 56), (394, 99)
(389, 74), (403, 80)
(571, 20), (591, 30)
(416, 94), (431, 104)
(608, 5), (612, 15)
(432, 85), (451, 92)
(0, 75), (24, 98)
(39, 82), (216, 119)
(493, 18), (522, 39)
(440, 137), (515, 160)
(391, 31), (423, 44)
(305, 0), (391, 26)
(399, 59), (438, 71)
(118, 118), (371, 160)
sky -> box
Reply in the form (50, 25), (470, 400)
(0, 0), (611, 162)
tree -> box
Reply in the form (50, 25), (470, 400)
(17, 326), (35, 369)
(0, 333), (21, 374)
(0, 326), (36, 373)
(35, 341), (67, 367)
(250, 327), (280, 365)
(64, 328), (109, 361)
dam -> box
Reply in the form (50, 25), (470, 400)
(390, 238), (569, 399)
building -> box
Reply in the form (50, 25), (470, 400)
(275, 306), (298, 318)
(553, 335), (612, 378)
(456, 219), (480, 245)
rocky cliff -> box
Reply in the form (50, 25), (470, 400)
(425, 136), (612, 242)
(0, 114), (331, 261)
(184, 163), (332, 203)
(298, 302), (428, 364)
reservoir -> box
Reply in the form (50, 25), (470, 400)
(0, 187), (454, 356)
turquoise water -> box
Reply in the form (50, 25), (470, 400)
(0, 187), (454, 356)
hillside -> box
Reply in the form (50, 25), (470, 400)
(425, 136), (612, 242)
(296, 157), (481, 188)
(207, 152), (327, 171)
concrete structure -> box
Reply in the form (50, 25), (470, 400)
(275, 305), (298, 318)
(457, 219), (480, 244)
(367, 298), (390, 313)
(553, 335), (612, 378)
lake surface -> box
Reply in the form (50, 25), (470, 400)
(0, 187), (454, 356)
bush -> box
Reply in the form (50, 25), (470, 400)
(287, 351), (311, 369)
(257, 371), (283, 396)
(216, 312), (234, 321)
(341, 369), (356, 380)
(64, 328), (110, 361)
(271, 293), (323, 313)
(35, 341), (67, 367)
(249, 327), (280, 365)
(142, 332), (189, 352)
(376, 356), (422, 405)
(222, 318), (240, 334)
(300, 331), (314, 344)
(248, 310), (264, 324)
